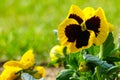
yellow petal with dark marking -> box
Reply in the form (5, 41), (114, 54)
(93, 7), (109, 45)
(85, 7), (109, 45)
(58, 18), (79, 46)
(67, 5), (84, 24)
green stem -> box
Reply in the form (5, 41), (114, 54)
(96, 67), (101, 80)
(99, 45), (103, 59)
(96, 45), (104, 80)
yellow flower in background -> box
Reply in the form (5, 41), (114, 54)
(58, 5), (112, 52)
(50, 45), (64, 61)
(20, 49), (35, 69)
(50, 45), (65, 67)
(33, 66), (46, 79)
(0, 67), (22, 80)
(3, 49), (35, 69)
(0, 61), (21, 80)
(0, 49), (34, 80)
(0, 49), (45, 80)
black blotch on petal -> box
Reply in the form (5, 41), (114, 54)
(85, 16), (100, 37)
(69, 14), (83, 24)
(76, 30), (90, 48)
(65, 24), (90, 48)
(65, 24), (81, 42)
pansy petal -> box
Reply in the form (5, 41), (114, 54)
(33, 66), (46, 78)
(86, 7), (109, 45)
(94, 7), (109, 45)
(3, 61), (20, 68)
(58, 18), (79, 46)
(0, 67), (22, 80)
(50, 45), (64, 61)
(67, 5), (84, 24)
(83, 7), (95, 19)
(20, 49), (35, 69)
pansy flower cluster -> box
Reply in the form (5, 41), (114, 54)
(0, 49), (46, 80)
(58, 5), (113, 52)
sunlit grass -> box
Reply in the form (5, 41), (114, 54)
(0, 0), (119, 64)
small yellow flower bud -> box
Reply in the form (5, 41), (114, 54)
(79, 62), (90, 72)
(33, 66), (46, 79)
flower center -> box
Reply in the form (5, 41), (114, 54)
(81, 22), (87, 31)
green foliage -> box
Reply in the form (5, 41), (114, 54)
(55, 32), (120, 80)
(47, 59), (58, 67)
(103, 32), (115, 58)
(56, 52), (120, 80)
(56, 69), (75, 80)
(104, 57), (120, 62)
(64, 52), (81, 70)
(102, 33), (120, 65)
(21, 73), (44, 80)
(106, 66), (120, 76)
(21, 73), (35, 80)
(83, 54), (113, 69)
(86, 45), (100, 56)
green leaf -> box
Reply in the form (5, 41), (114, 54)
(56, 69), (75, 80)
(108, 48), (119, 56)
(106, 66), (120, 76)
(21, 73), (44, 80)
(21, 73), (35, 80)
(103, 32), (115, 58)
(83, 54), (113, 69)
(69, 72), (80, 80)
(63, 46), (67, 56)
(103, 57), (120, 62)
(64, 52), (81, 69)
(86, 45), (100, 55)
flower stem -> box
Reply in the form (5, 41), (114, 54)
(96, 67), (101, 80)
(96, 45), (104, 80)
(99, 45), (103, 59)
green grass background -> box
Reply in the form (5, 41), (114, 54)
(0, 0), (119, 64)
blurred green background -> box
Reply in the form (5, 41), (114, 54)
(0, 0), (120, 64)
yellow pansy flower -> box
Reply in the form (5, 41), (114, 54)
(4, 49), (35, 70)
(58, 5), (111, 52)
(50, 45), (64, 61)
(20, 49), (35, 69)
(50, 45), (65, 67)
(33, 66), (46, 79)
(0, 61), (21, 80)
(0, 67), (22, 80)
(0, 49), (38, 80)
